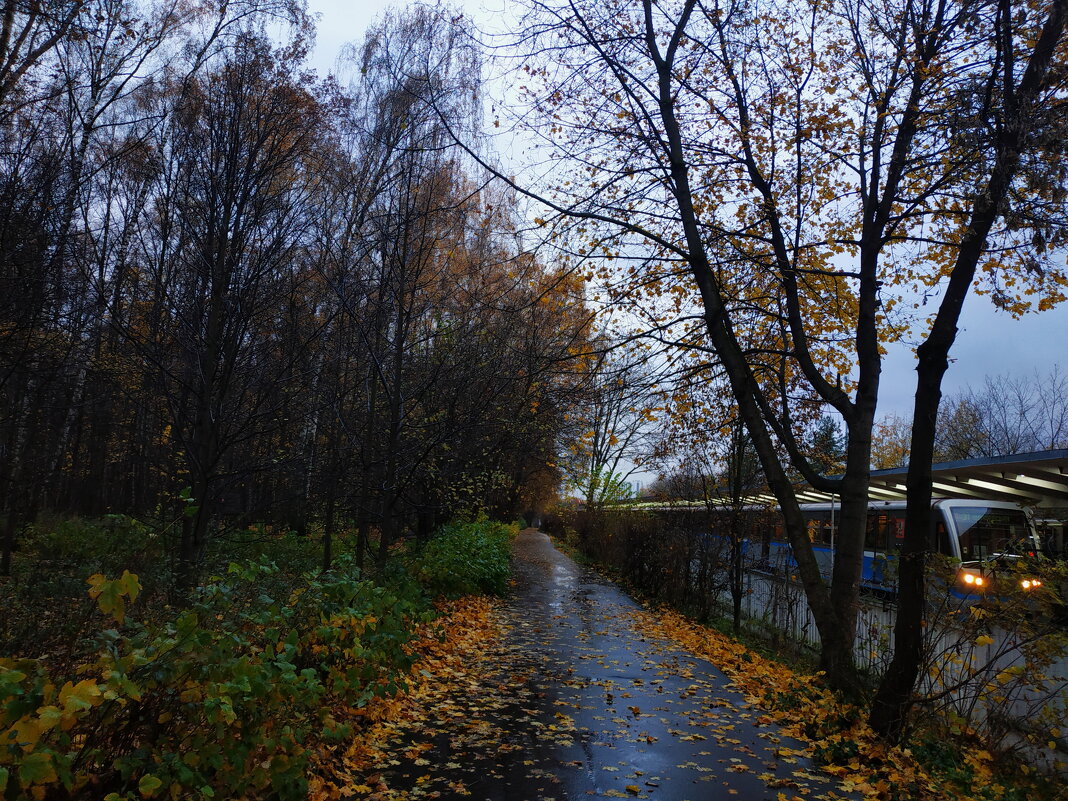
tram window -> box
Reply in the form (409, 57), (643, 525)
(891, 514), (906, 545)
(864, 515), (880, 550)
(801, 513), (824, 545)
(865, 513), (895, 552)
(757, 520), (772, 558)
(952, 507), (1032, 562)
(806, 519), (820, 543)
(936, 522), (951, 555)
(803, 511), (836, 545)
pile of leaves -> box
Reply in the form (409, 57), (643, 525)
(308, 595), (503, 799)
(629, 606), (1061, 801)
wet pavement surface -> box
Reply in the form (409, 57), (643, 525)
(373, 530), (855, 800)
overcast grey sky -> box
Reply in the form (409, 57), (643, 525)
(305, 0), (1068, 421)
(306, 0), (497, 77)
(881, 298), (1068, 417)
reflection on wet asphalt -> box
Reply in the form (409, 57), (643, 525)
(374, 530), (854, 800)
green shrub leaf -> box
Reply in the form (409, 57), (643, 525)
(138, 773), (163, 797)
(19, 752), (58, 786)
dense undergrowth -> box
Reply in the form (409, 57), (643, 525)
(411, 519), (514, 598)
(0, 515), (517, 800)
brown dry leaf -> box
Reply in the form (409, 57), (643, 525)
(307, 597), (503, 799)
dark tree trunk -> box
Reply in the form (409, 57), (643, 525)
(867, 350), (942, 740)
(869, 0), (1068, 741)
(322, 487), (336, 573)
(0, 511), (16, 577)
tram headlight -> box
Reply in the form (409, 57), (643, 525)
(1021, 578), (1042, 590)
(962, 572), (985, 587)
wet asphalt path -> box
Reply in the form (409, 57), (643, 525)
(372, 530), (854, 800)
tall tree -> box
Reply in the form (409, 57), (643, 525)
(0, 0), (85, 118)
(870, 0), (1068, 738)
(129, 34), (324, 581)
(501, 0), (1068, 707)
(561, 343), (656, 507)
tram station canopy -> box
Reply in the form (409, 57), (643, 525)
(791, 449), (1068, 509)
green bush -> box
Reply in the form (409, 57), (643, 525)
(14, 514), (167, 594)
(1, 515), (169, 664)
(1, 515), (334, 665)
(203, 524), (322, 579)
(0, 556), (430, 800)
(1, 515), (516, 798)
(412, 519), (517, 598)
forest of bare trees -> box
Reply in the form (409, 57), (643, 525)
(0, 0), (593, 582)
(872, 366), (1068, 468)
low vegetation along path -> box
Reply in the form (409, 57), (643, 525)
(357, 530), (857, 800)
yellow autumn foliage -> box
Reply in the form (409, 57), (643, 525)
(627, 606), (1050, 801)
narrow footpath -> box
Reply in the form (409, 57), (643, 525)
(357, 530), (858, 800)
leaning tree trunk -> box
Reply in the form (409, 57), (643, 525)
(869, 0), (1068, 741)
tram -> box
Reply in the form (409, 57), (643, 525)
(759, 499), (1043, 595)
